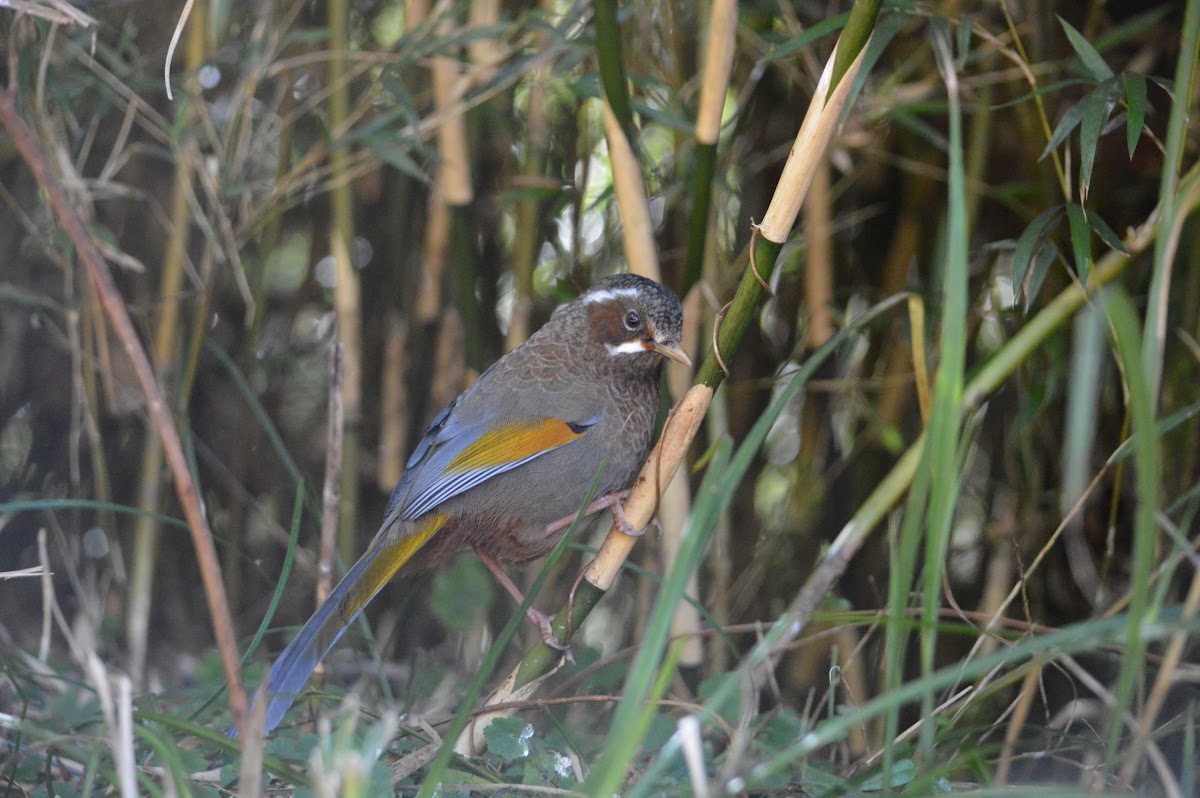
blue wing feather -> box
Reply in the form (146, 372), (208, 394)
(385, 405), (602, 523)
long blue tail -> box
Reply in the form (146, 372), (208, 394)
(235, 515), (446, 735)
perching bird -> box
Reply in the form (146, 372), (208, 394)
(251, 273), (689, 733)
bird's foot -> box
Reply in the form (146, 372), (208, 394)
(605, 495), (644, 538)
(527, 608), (574, 662)
(544, 490), (643, 537)
(475, 546), (574, 662)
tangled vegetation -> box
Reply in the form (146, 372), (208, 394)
(0, 0), (1197, 795)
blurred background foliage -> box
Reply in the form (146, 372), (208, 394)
(0, 0), (1198, 794)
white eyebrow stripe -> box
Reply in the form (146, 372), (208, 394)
(582, 287), (640, 305)
(606, 340), (647, 356)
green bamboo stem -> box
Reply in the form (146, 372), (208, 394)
(683, 0), (737, 292)
(695, 234), (782, 387)
(1142, 0), (1200, 398)
(592, 0), (635, 139)
(830, 0), (881, 96)
(486, 0), (879, 735)
(505, 34), (550, 350)
(422, 2), (883, 785)
(682, 142), (716, 292)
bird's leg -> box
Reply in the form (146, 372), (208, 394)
(473, 547), (572, 655)
(543, 490), (644, 537)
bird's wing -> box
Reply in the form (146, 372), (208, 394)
(386, 396), (603, 522)
(253, 404), (601, 733)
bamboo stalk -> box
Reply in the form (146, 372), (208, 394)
(418, 7), (474, 330)
(447, 9), (879, 757)
(317, 344), (345, 606)
(127, 3), (205, 691)
(592, 0), (634, 139)
(696, 41), (870, 390)
(466, 0), (502, 84)
(602, 99), (659, 281)
(803, 155), (833, 348)
(684, 0), (737, 291)
(432, 17), (473, 207)
(505, 0), (555, 351)
(328, 0), (364, 566)
(377, 312), (409, 490)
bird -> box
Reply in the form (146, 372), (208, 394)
(248, 273), (689, 734)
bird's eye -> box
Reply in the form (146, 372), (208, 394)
(623, 310), (642, 330)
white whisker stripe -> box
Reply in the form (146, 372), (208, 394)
(583, 287), (640, 305)
(607, 340), (648, 356)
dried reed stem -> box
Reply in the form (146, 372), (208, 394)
(0, 84), (248, 734)
(317, 344), (345, 606)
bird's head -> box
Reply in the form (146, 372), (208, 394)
(573, 274), (690, 372)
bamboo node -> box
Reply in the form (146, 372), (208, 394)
(748, 221), (773, 295)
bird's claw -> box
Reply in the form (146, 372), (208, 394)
(528, 608), (574, 663)
(544, 490), (635, 537)
(606, 497), (645, 538)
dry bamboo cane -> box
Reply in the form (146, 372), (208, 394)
(455, 38), (871, 756)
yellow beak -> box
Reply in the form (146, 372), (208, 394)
(649, 340), (692, 367)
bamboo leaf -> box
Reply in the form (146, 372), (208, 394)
(766, 14), (849, 62)
(990, 79), (1088, 111)
(1026, 243), (1061, 312)
(1058, 15), (1115, 81)
(955, 16), (973, 68)
(1086, 207), (1129, 255)
(1012, 206), (1064, 298)
(1109, 400), (1200, 463)
(1065, 202), (1093, 285)
(1040, 98), (1088, 161)
(1078, 79), (1121, 201)
(1124, 71), (1148, 156)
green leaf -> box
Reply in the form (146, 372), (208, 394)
(859, 758), (918, 791)
(991, 78), (1088, 111)
(1078, 79), (1122, 201)
(1041, 98), (1088, 160)
(378, 68), (423, 129)
(890, 105), (949, 152)
(955, 16), (973, 69)
(1124, 71), (1148, 156)
(484, 716), (534, 761)
(1065, 203), (1093, 285)
(522, 751), (576, 788)
(1087, 207), (1129, 255)
(630, 98), (694, 133)
(1058, 15), (1115, 81)
(1012, 205), (1063, 297)
(1091, 4), (1173, 53)
(800, 763), (853, 797)
(1110, 400), (1200, 464)
(766, 14), (850, 63)
(1026, 242), (1061, 311)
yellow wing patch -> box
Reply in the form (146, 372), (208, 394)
(447, 418), (588, 473)
(343, 514), (446, 618)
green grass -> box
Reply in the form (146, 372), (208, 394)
(1, 0), (1198, 796)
